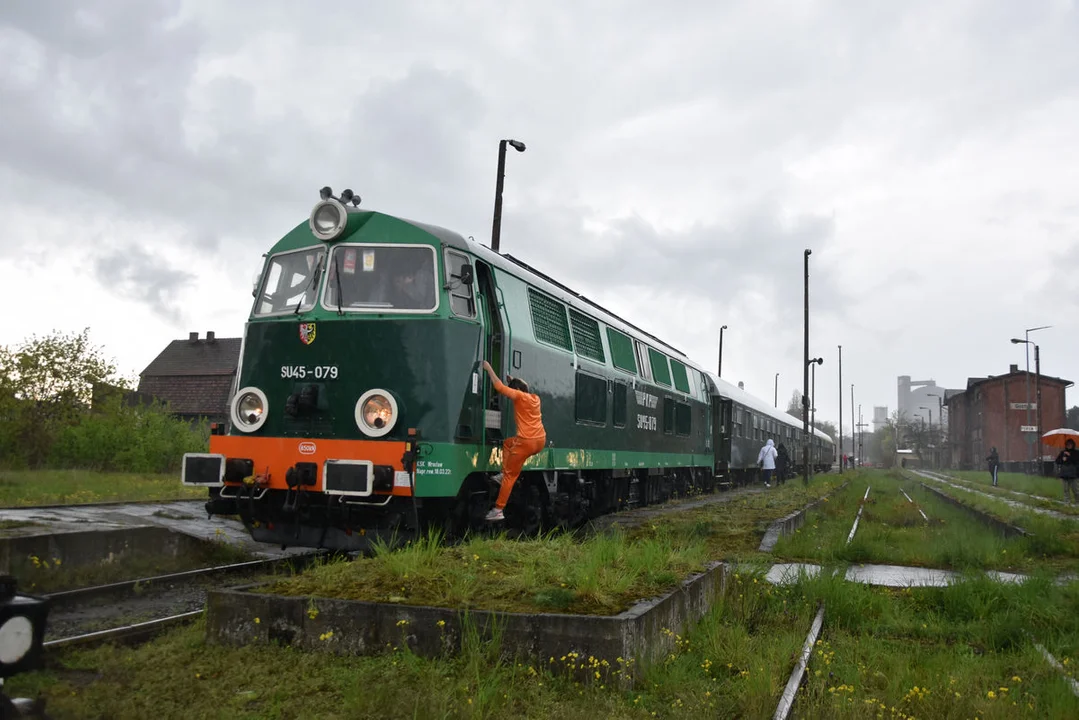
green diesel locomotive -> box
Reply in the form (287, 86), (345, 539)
(181, 188), (831, 550)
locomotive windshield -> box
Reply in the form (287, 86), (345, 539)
(323, 244), (438, 312)
(253, 247), (326, 316)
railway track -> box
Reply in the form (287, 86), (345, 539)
(42, 552), (327, 650)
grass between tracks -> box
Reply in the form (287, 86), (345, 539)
(8, 470), (1079, 718)
(12, 537), (253, 593)
(262, 477), (847, 615)
(773, 472), (1079, 574)
(10, 568), (1079, 719)
(949, 469), (1074, 504)
(0, 469), (205, 507)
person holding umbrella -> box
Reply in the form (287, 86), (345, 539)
(1054, 438), (1079, 505)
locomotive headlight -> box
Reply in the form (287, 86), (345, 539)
(355, 389), (398, 438)
(309, 198), (348, 241)
(231, 387), (269, 432)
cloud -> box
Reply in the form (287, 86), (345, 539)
(3, 0), (1079, 424)
(92, 245), (195, 324)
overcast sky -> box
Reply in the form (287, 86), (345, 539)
(2, 0), (1078, 440)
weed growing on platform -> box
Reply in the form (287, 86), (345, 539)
(264, 526), (711, 615)
(263, 476), (847, 615)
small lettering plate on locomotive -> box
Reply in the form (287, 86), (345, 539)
(323, 460), (373, 497)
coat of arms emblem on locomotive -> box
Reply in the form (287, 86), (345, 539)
(299, 322), (316, 345)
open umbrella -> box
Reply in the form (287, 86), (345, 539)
(1041, 428), (1079, 449)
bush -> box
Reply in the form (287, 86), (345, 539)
(48, 397), (209, 473)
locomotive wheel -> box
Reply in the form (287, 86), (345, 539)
(506, 479), (547, 537)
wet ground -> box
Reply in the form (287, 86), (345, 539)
(0, 500), (310, 559)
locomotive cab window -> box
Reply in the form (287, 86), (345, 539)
(323, 244), (438, 313)
(444, 249), (475, 318)
(634, 341), (653, 382)
(254, 246), (326, 316)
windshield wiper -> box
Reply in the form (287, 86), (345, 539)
(293, 255), (325, 315)
(332, 252), (344, 316)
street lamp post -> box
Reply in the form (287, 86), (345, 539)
(774, 373), (779, 408)
(718, 325), (727, 376)
(809, 358), (823, 481)
(927, 392), (942, 469)
(919, 406), (932, 467)
(850, 384), (855, 467)
(1012, 326), (1050, 473)
(490, 138), (526, 253)
(1036, 343), (1042, 474)
(838, 345), (843, 473)
(802, 249), (811, 486)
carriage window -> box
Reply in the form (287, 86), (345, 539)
(444, 250), (475, 318)
(254, 246), (326, 316)
(323, 244), (438, 312)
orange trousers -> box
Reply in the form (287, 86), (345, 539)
(495, 435), (546, 509)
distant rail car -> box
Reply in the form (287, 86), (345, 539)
(182, 188), (834, 550)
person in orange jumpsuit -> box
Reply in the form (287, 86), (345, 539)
(481, 360), (546, 522)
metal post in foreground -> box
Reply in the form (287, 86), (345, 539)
(802, 249), (811, 485)
(838, 345), (843, 473)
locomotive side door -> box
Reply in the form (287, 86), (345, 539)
(474, 260), (509, 446)
(714, 398), (732, 483)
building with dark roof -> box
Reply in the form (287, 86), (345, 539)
(137, 331), (241, 424)
(945, 363), (1073, 471)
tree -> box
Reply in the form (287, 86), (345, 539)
(785, 390), (803, 420)
(813, 419), (838, 442)
(1067, 406), (1079, 431)
(0, 329), (127, 467)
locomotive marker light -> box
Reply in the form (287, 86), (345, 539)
(310, 186), (360, 242)
(230, 387), (269, 433)
(355, 389), (398, 438)
(0, 574), (49, 684)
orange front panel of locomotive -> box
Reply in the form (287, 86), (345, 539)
(209, 435), (411, 495)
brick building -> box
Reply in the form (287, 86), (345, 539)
(137, 331), (241, 425)
(946, 364), (1073, 471)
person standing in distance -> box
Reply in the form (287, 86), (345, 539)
(481, 360), (547, 521)
(986, 447), (1000, 487)
(757, 438), (778, 488)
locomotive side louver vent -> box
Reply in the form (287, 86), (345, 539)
(569, 308), (605, 363)
(527, 289), (573, 351)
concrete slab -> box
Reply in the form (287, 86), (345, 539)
(764, 563), (822, 584)
(0, 501), (307, 559)
(761, 561), (1042, 588)
(206, 562), (730, 687)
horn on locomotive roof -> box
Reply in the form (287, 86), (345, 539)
(319, 186), (361, 207)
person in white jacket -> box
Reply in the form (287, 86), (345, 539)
(757, 438), (778, 488)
